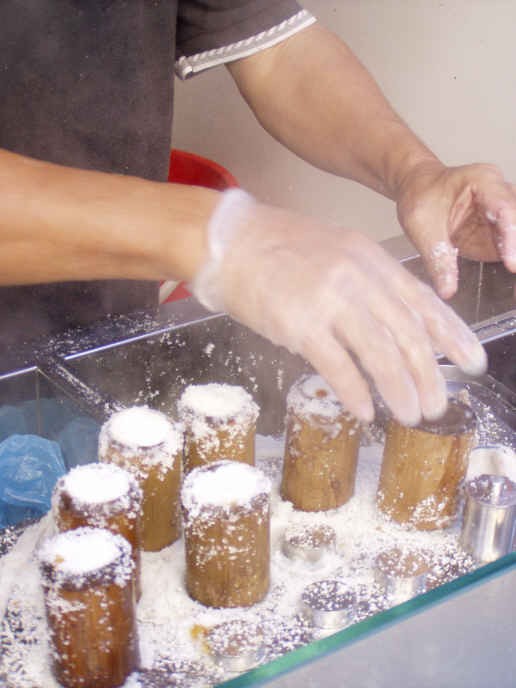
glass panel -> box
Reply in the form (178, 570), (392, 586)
(62, 316), (516, 687)
(0, 368), (101, 530)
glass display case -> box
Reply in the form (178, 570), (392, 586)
(1, 243), (514, 687)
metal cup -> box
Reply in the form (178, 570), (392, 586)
(300, 579), (357, 631)
(206, 620), (264, 674)
(460, 474), (516, 563)
(374, 548), (430, 604)
(281, 523), (337, 566)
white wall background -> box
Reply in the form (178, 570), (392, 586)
(172, 0), (516, 242)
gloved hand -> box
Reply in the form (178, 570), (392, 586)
(192, 189), (487, 426)
(396, 161), (516, 299)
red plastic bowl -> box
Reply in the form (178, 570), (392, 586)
(168, 149), (239, 190)
(162, 150), (239, 303)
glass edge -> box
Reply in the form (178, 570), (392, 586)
(216, 551), (516, 688)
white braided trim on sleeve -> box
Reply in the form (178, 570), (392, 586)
(175, 9), (317, 79)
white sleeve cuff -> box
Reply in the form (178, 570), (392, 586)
(175, 9), (317, 80)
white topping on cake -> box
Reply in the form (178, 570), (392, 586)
(98, 407), (183, 478)
(182, 460), (271, 518)
(58, 463), (132, 506)
(38, 527), (129, 577)
(107, 407), (173, 448)
(178, 384), (259, 426)
(287, 374), (344, 421)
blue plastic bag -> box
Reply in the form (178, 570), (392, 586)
(0, 434), (66, 528)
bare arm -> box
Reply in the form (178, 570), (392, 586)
(0, 127), (486, 425)
(227, 22), (516, 296)
(0, 148), (218, 285)
(227, 22), (438, 200)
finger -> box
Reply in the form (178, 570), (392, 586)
(301, 329), (375, 423)
(477, 182), (516, 271)
(345, 240), (487, 377)
(410, 228), (459, 300)
(405, 282), (487, 376)
(399, 205), (460, 299)
(362, 285), (448, 420)
(346, 227), (459, 301)
(424, 239), (459, 300)
(332, 307), (422, 427)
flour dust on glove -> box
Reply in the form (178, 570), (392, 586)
(192, 189), (487, 426)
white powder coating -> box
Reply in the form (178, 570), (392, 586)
(0, 433), (507, 686)
(58, 463), (132, 506)
(106, 407), (175, 449)
(466, 445), (516, 483)
(98, 407), (183, 477)
(429, 241), (459, 293)
(182, 460), (271, 518)
(287, 374), (345, 422)
(178, 383), (259, 426)
(38, 527), (129, 577)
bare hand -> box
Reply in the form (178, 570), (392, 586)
(397, 161), (516, 298)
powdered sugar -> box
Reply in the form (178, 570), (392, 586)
(178, 384), (259, 432)
(1, 429), (513, 687)
(38, 527), (132, 582)
(57, 462), (132, 506)
(182, 460), (271, 519)
(286, 374), (348, 423)
(429, 241), (459, 296)
(106, 407), (176, 449)
(99, 407), (182, 478)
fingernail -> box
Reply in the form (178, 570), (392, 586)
(344, 399), (375, 424)
(422, 392), (448, 421)
(437, 277), (457, 300)
(460, 345), (488, 376)
(355, 399), (375, 424)
(395, 406), (422, 428)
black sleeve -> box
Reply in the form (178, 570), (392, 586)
(175, 1), (316, 78)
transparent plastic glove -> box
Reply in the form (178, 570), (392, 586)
(192, 189), (487, 425)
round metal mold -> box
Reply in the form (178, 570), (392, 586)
(259, 616), (314, 663)
(460, 473), (516, 563)
(135, 660), (214, 688)
(374, 547), (431, 604)
(281, 522), (337, 566)
(425, 546), (476, 590)
(466, 445), (516, 483)
(353, 583), (387, 621)
(205, 619), (264, 674)
(300, 579), (357, 630)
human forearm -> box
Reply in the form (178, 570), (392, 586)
(0, 149), (218, 285)
(228, 22), (441, 200)
(228, 22), (516, 296)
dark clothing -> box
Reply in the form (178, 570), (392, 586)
(0, 0), (303, 351)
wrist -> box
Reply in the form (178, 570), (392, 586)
(390, 154), (446, 203)
(191, 188), (256, 311)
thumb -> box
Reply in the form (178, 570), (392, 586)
(411, 232), (459, 300)
(397, 190), (460, 300)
